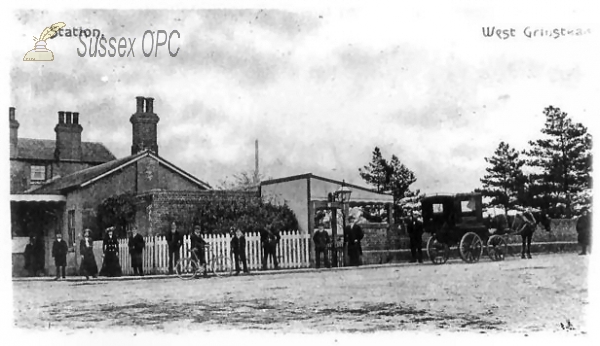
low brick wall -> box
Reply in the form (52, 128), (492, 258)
(359, 219), (581, 265)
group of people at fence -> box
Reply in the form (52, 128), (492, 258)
(26, 220), (290, 280)
(21, 206), (592, 279)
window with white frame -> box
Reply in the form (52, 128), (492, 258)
(30, 165), (46, 183)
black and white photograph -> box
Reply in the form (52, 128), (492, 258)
(2, 0), (598, 341)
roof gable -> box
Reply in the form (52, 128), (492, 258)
(29, 151), (211, 194)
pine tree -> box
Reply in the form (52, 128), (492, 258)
(480, 142), (526, 212)
(359, 147), (388, 193)
(387, 155), (417, 202)
(525, 106), (592, 217)
(359, 147), (417, 203)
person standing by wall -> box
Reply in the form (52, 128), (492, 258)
(32, 234), (46, 276)
(406, 213), (424, 263)
(52, 233), (68, 280)
(231, 227), (249, 275)
(166, 221), (182, 275)
(577, 209), (592, 255)
(100, 227), (122, 277)
(23, 237), (35, 276)
(313, 222), (330, 268)
(344, 214), (364, 266)
(79, 229), (98, 280)
(128, 226), (145, 276)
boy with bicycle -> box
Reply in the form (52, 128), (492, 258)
(191, 224), (208, 278)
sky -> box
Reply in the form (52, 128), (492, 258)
(5, 2), (599, 194)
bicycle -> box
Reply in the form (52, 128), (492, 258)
(175, 244), (233, 280)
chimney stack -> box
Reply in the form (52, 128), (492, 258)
(145, 97), (154, 114)
(130, 96), (160, 155)
(9, 107), (19, 158)
(136, 96), (145, 113)
(55, 110), (83, 161)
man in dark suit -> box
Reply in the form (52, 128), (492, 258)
(261, 223), (281, 270)
(166, 221), (183, 275)
(231, 228), (249, 275)
(344, 214), (364, 266)
(406, 213), (424, 263)
(577, 209), (592, 255)
(313, 222), (330, 268)
(128, 226), (145, 276)
(52, 233), (68, 280)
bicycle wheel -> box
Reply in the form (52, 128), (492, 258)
(175, 257), (199, 280)
(212, 255), (233, 277)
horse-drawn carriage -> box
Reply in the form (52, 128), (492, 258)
(421, 193), (509, 264)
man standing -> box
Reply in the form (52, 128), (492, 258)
(344, 214), (364, 266)
(51, 233), (68, 280)
(128, 226), (145, 276)
(261, 223), (281, 270)
(231, 228), (249, 275)
(577, 209), (592, 255)
(313, 223), (330, 268)
(166, 221), (182, 275)
(406, 213), (424, 263)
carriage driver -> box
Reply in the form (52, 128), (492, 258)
(190, 224), (208, 277)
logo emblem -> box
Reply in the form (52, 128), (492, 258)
(23, 22), (66, 62)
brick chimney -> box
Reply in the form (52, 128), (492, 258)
(54, 110), (83, 161)
(9, 107), (19, 158)
(130, 96), (160, 155)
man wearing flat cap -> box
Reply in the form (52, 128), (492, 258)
(344, 214), (364, 266)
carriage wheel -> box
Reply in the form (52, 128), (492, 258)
(459, 232), (483, 263)
(426, 236), (449, 265)
(487, 235), (507, 261)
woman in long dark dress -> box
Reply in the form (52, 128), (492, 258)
(100, 227), (122, 277)
(80, 229), (98, 279)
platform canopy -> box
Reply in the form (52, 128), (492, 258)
(10, 194), (66, 202)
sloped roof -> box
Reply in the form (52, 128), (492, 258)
(14, 138), (116, 163)
(29, 151), (211, 194)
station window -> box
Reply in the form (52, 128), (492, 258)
(30, 165), (46, 183)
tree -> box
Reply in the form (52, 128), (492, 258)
(525, 106), (592, 217)
(359, 147), (388, 193)
(217, 171), (271, 191)
(480, 141), (526, 212)
(386, 155), (417, 201)
(359, 147), (417, 203)
(172, 197), (298, 235)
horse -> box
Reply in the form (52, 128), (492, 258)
(487, 210), (552, 259)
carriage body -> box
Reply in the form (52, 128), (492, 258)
(421, 193), (506, 264)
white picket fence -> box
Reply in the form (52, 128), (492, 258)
(92, 230), (310, 275)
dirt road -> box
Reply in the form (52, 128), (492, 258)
(13, 253), (589, 334)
